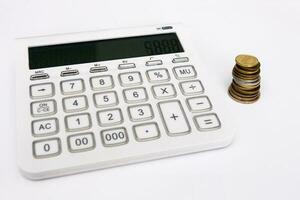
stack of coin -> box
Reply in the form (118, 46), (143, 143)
(228, 54), (261, 103)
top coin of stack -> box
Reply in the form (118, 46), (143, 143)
(228, 54), (261, 104)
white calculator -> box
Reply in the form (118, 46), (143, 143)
(16, 24), (234, 180)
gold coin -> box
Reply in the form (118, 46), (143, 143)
(230, 85), (259, 98)
(232, 69), (260, 80)
(235, 63), (260, 72)
(228, 87), (260, 104)
(235, 54), (259, 68)
(234, 65), (260, 75)
(231, 83), (260, 95)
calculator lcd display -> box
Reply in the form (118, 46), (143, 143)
(28, 33), (184, 69)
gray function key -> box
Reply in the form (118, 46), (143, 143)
(146, 60), (163, 66)
(30, 73), (49, 81)
(118, 63), (136, 70)
(158, 100), (191, 136)
(61, 69), (79, 77)
(90, 66), (108, 73)
(172, 57), (189, 63)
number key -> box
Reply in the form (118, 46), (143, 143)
(123, 87), (148, 103)
(119, 72), (142, 87)
(67, 133), (95, 153)
(33, 138), (61, 158)
(94, 91), (118, 108)
(90, 75), (114, 90)
(101, 127), (128, 147)
(61, 79), (85, 95)
(128, 104), (154, 122)
(97, 108), (123, 127)
(63, 95), (88, 113)
(65, 113), (92, 132)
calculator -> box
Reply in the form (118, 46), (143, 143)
(16, 24), (234, 180)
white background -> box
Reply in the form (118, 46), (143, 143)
(1, 0), (300, 199)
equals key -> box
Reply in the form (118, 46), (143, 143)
(194, 113), (221, 131)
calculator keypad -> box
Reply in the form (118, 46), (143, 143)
(28, 56), (222, 160)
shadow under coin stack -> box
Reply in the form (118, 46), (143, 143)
(228, 54), (261, 104)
